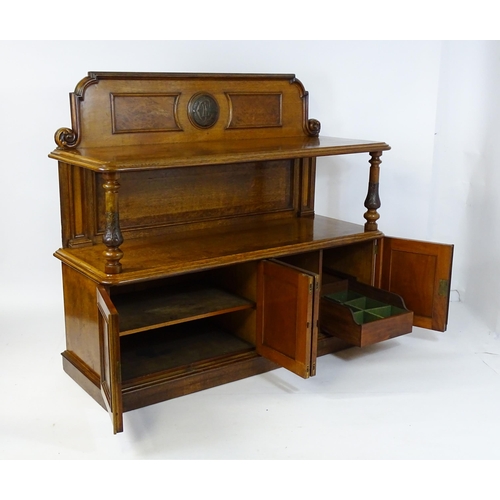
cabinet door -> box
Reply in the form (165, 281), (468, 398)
(257, 260), (319, 378)
(97, 286), (123, 434)
(377, 238), (454, 331)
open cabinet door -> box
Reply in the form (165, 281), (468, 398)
(257, 260), (319, 378)
(377, 238), (454, 331)
(97, 286), (123, 434)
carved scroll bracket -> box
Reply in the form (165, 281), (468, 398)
(54, 127), (78, 148)
(306, 119), (321, 137)
(102, 172), (124, 274)
(363, 151), (382, 231)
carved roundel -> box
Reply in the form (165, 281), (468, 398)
(188, 93), (219, 129)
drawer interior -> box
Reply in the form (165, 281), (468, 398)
(319, 276), (413, 347)
(323, 287), (408, 325)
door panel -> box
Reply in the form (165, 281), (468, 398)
(257, 260), (318, 378)
(377, 238), (453, 331)
(97, 286), (123, 434)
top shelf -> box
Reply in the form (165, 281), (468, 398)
(49, 136), (391, 172)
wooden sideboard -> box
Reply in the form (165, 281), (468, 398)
(50, 72), (453, 433)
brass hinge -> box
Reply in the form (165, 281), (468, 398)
(438, 279), (449, 297)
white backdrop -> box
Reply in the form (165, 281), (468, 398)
(0, 40), (498, 329)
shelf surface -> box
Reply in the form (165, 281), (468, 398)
(49, 135), (391, 171)
(114, 285), (254, 335)
(55, 215), (383, 284)
(120, 322), (254, 382)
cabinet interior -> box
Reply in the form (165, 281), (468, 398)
(110, 245), (377, 384)
(110, 263), (259, 383)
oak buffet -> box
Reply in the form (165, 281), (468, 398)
(50, 72), (453, 433)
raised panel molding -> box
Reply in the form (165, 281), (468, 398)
(110, 93), (182, 134)
(226, 93), (283, 129)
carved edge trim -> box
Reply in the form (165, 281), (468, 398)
(85, 71), (297, 81)
(75, 73), (100, 98)
(289, 76), (321, 137)
(54, 74), (100, 148)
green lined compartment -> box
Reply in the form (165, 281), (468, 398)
(352, 311), (383, 324)
(323, 288), (408, 325)
(324, 290), (363, 304)
(367, 305), (406, 319)
(344, 297), (386, 310)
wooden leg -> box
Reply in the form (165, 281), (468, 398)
(364, 151), (382, 231)
(102, 172), (124, 274)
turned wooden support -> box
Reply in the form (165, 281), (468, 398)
(102, 172), (124, 274)
(363, 151), (382, 231)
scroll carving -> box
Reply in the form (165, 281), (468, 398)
(54, 127), (78, 148)
(306, 119), (321, 137)
(53, 74), (100, 148)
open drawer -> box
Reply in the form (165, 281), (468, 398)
(320, 237), (454, 347)
(320, 277), (413, 347)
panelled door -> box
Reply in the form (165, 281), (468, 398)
(256, 260), (319, 378)
(376, 238), (454, 331)
(97, 286), (123, 434)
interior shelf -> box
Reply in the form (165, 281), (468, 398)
(120, 320), (254, 381)
(113, 284), (254, 335)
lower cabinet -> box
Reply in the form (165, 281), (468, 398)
(95, 259), (320, 433)
(53, 72), (457, 437)
(90, 236), (453, 433)
(96, 266), (259, 434)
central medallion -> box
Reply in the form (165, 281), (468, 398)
(188, 93), (219, 129)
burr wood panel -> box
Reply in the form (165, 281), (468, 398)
(110, 93), (182, 133)
(227, 93), (282, 129)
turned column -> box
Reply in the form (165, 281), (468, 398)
(102, 171), (124, 274)
(363, 151), (382, 231)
